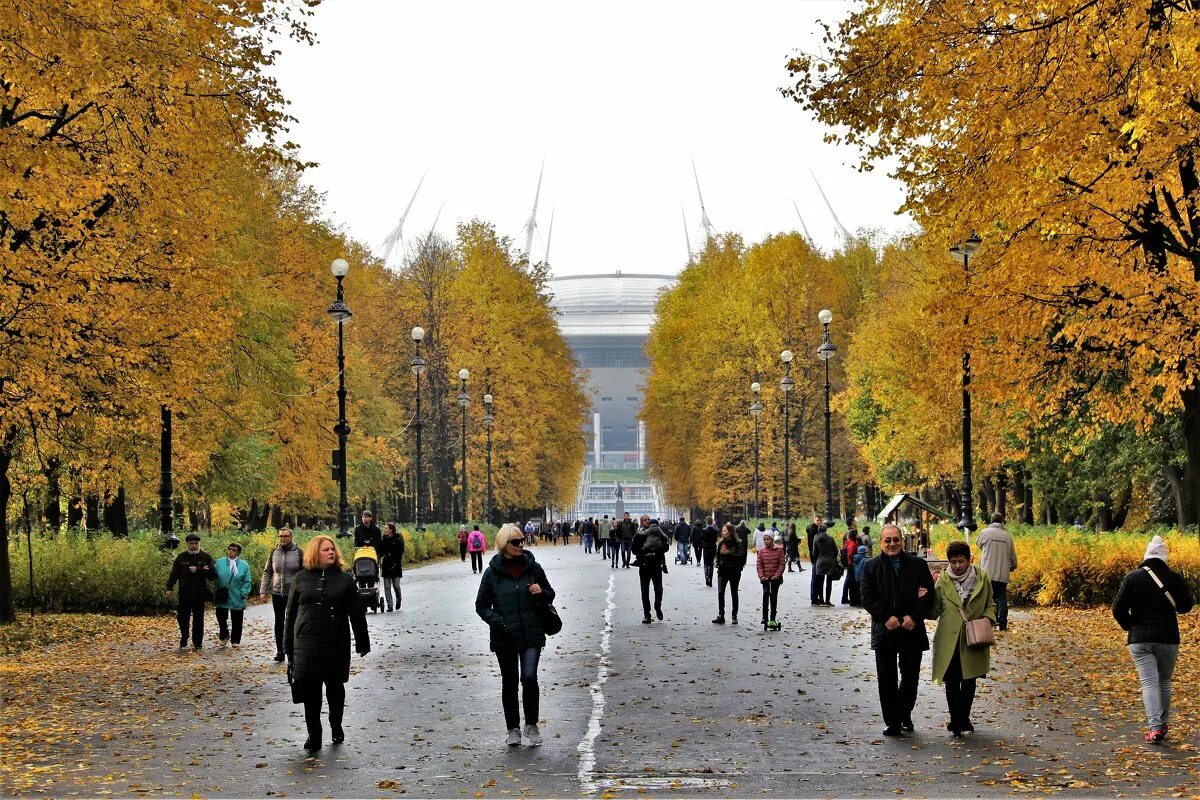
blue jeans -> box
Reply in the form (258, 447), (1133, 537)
(1128, 642), (1179, 729)
(991, 580), (1009, 629)
(497, 646), (541, 731)
(583, 533), (593, 553)
(676, 541), (690, 563)
(620, 539), (632, 566)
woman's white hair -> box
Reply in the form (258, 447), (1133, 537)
(494, 523), (524, 553)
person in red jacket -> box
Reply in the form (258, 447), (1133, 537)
(756, 531), (787, 630)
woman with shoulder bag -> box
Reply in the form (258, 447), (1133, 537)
(475, 523), (556, 748)
(213, 542), (252, 647)
(929, 540), (996, 737)
(285, 535), (370, 752)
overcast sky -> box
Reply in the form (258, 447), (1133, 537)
(272, 1), (913, 277)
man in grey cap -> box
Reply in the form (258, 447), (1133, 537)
(166, 533), (215, 650)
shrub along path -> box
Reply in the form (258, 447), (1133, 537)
(0, 550), (1197, 797)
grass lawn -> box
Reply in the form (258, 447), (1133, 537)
(590, 469), (646, 482)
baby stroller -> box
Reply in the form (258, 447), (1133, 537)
(674, 541), (693, 565)
(353, 546), (382, 613)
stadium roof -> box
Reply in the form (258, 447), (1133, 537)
(547, 272), (676, 337)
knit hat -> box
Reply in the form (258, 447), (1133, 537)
(1144, 535), (1168, 563)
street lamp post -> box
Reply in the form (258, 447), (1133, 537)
(950, 234), (983, 536)
(458, 368), (470, 523)
(749, 381), (762, 519)
(483, 391), (494, 526)
(780, 350), (794, 527)
(411, 326), (426, 531)
(328, 258), (353, 538)
(816, 309), (837, 522)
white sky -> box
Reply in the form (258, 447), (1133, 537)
(272, 0), (913, 277)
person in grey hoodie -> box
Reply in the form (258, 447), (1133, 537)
(975, 514), (1017, 630)
(260, 527), (304, 662)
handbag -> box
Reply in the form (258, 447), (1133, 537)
(213, 558), (233, 604)
(537, 600), (563, 636)
(286, 661), (305, 704)
(958, 605), (994, 647)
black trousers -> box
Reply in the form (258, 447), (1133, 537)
(215, 607), (244, 644)
(812, 574), (833, 604)
(717, 570), (741, 618)
(639, 565), (663, 616)
(702, 551), (715, 586)
(874, 643), (923, 728)
(497, 647), (541, 731)
(992, 580), (1009, 629)
(176, 598), (205, 646)
(303, 679), (346, 740)
(272, 594), (287, 654)
(470, 551), (483, 571)
(762, 578), (781, 621)
(459, 542), (468, 561)
(943, 646), (978, 728)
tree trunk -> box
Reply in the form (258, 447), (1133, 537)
(67, 478), (83, 529)
(103, 487), (128, 536)
(1174, 387), (1200, 529)
(1011, 465), (1025, 523)
(1022, 470), (1035, 525)
(1096, 492), (1112, 531)
(981, 474), (996, 521)
(43, 456), (62, 534)
(0, 426), (20, 623)
(995, 469), (1008, 520)
(1112, 482), (1132, 529)
(270, 505), (283, 530)
(85, 495), (101, 531)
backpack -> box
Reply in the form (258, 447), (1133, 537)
(643, 529), (665, 555)
(468, 531), (485, 550)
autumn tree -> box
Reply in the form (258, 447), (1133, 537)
(787, 0), (1200, 528)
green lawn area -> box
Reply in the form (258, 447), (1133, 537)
(591, 469), (645, 482)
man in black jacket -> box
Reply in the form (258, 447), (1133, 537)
(701, 519), (719, 587)
(734, 519), (751, 566)
(859, 523), (935, 737)
(806, 515), (823, 566)
(691, 519), (705, 565)
(165, 533), (215, 649)
(614, 512), (637, 568)
(1112, 535), (1195, 743)
(673, 517), (692, 564)
(353, 510), (382, 549)
(632, 516), (669, 622)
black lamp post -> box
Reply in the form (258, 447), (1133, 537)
(458, 368), (470, 523)
(160, 404), (178, 548)
(780, 349), (794, 527)
(749, 381), (762, 519)
(483, 391), (494, 526)
(816, 309), (836, 522)
(411, 326), (426, 531)
(949, 234), (982, 535)
(328, 258), (353, 538)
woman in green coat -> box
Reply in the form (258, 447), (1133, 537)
(930, 540), (997, 737)
(213, 542), (253, 646)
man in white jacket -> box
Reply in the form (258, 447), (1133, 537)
(976, 513), (1017, 630)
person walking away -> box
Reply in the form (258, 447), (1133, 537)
(785, 522), (803, 572)
(701, 518), (719, 587)
(842, 529), (861, 606)
(860, 523), (935, 736)
(673, 517), (691, 564)
(353, 510), (382, 549)
(457, 525), (470, 562)
(616, 511), (637, 568)
(691, 518), (705, 566)
(756, 531), (786, 629)
(713, 523), (745, 624)
(285, 535), (370, 751)
(213, 542), (252, 647)
(561, 521), (571, 547)
(753, 522), (768, 553)
(260, 527), (303, 662)
(633, 516), (669, 622)
(581, 517), (595, 554)
(860, 525), (874, 557)
(976, 513), (1017, 631)
(377, 522), (405, 611)
(735, 519), (751, 565)
(597, 515), (612, 560)
(476, 524), (556, 747)
(811, 525), (840, 606)
(853, 544), (868, 586)
(1112, 535), (1195, 743)
(930, 541), (996, 737)
(467, 524), (487, 573)
(166, 533), (215, 650)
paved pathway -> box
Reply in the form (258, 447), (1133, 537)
(5, 544), (1194, 797)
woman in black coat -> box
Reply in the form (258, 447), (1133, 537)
(285, 535), (370, 751)
(476, 523), (556, 748)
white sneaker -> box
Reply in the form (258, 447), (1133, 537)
(523, 724), (543, 746)
(506, 728), (522, 747)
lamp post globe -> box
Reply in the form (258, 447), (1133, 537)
(328, 258), (353, 538)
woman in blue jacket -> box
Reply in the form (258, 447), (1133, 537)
(213, 542), (253, 647)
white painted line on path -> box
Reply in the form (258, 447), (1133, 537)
(576, 572), (615, 795)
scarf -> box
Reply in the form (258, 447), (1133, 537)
(947, 564), (977, 603)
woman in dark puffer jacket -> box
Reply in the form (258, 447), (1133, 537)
(476, 523), (556, 748)
(286, 535), (370, 752)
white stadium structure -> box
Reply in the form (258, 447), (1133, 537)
(545, 272), (680, 522)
